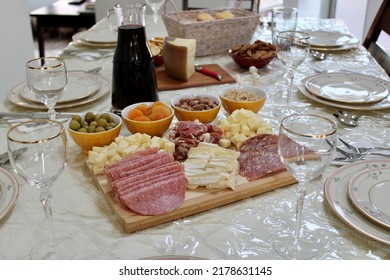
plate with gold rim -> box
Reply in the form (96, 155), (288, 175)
(7, 74), (111, 110)
(324, 159), (390, 245)
(20, 72), (101, 104)
(0, 167), (19, 221)
(348, 167), (390, 229)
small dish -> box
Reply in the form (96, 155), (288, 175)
(122, 102), (174, 137)
(67, 112), (122, 155)
(219, 85), (266, 114)
(0, 167), (19, 221)
(228, 49), (275, 69)
(171, 93), (221, 123)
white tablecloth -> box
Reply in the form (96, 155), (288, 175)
(1, 16), (390, 260)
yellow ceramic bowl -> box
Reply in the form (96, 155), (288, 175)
(171, 93), (221, 124)
(219, 85), (266, 115)
(67, 112), (122, 155)
(121, 102), (174, 137)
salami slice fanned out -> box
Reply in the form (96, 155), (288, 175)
(120, 173), (187, 215)
(238, 134), (285, 181)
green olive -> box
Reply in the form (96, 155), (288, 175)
(77, 127), (88, 133)
(85, 112), (95, 123)
(69, 120), (81, 131)
(95, 127), (106, 133)
(100, 113), (111, 121)
(71, 115), (81, 122)
(90, 121), (98, 127)
(80, 120), (89, 128)
(97, 118), (108, 128)
(87, 126), (96, 133)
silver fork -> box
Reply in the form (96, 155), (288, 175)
(336, 146), (390, 159)
(338, 137), (390, 154)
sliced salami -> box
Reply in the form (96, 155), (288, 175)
(105, 147), (158, 171)
(120, 173), (187, 215)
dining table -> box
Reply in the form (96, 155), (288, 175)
(1, 13), (390, 261)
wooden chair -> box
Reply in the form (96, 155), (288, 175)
(182, 0), (258, 12)
(363, 0), (390, 75)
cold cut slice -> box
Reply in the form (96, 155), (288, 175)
(120, 173), (187, 215)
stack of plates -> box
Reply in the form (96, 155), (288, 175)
(72, 29), (116, 48)
(7, 72), (111, 110)
(310, 31), (359, 51)
(324, 159), (390, 245)
(298, 72), (390, 110)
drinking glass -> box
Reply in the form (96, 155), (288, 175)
(273, 114), (337, 259)
(271, 7), (298, 45)
(26, 57), (67, 120)
(7, 120), (78, 260)
(107, 8), (118, 35)
(275, 31), (310, 116)
(145, 0), (164, 24)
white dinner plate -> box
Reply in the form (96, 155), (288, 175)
(298, 74), (390, 110)
(0, 167), (19, 221)
(81, 28), (117, 44)
(21, 72), (101, 104)
(324, 159), (390, 245)
(310, 31), (357, 48)
(305, 73), (389, 104)
(72, 31), (116, 48)
(7, 74), (111, 110)
(348, 167), (390, 229)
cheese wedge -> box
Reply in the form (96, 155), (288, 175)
(163, 37), (196, 81)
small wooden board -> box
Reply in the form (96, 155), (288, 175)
(87, 163), (296, 233)
(155, 64), (236, 91)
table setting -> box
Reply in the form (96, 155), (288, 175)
(1, 2), (390, 261)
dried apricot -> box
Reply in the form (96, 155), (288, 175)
(128, 109), (144, 120)
(152, 105), (171, 118)
(134, 115), (151, 121)
(149, 112), (165, 121)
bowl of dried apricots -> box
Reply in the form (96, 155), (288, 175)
(121, 101), (174, 137)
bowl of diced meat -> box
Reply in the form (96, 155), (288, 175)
(171, 93), (221, 124)
(219, 85), (266, 115)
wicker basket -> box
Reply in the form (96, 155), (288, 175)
(161, 2), (260, 56)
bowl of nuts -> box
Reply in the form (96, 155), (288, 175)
(171, 93), (221, 123)
(229, 40), (276, 69)
(219, 85), (266, 115)
(67, 112), (122, 154)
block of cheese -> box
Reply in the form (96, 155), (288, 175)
(163, 37), (196, 81)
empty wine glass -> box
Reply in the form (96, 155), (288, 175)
(273, 114), (337, 259)
(275, 31), (310, 116)
(26, 57), (67, 120)
(107, 8), (118, 35)
(7, 120), (78, 260)
(145, 0), (164, 24)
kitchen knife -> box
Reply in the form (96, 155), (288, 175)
(195, 66), (223, 81)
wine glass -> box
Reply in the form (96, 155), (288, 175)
(107, 8), (118, 35)
(145, 0), (164, 24)
(275, 31), (311, 116)
(26, 57), (67, 120)
(7, 120), (78, 260)
(273, 114), (337, 259)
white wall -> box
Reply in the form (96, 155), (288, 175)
(0, 0), (34, 98)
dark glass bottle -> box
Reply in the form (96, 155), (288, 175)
(111, 24), (158, 111)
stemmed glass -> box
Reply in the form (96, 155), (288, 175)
(26, 57), (67, 120)
(7, 120), (78, 260)
(275, 31), (311, 116)
(145, 0), (164, 24)
(273, 114), (337, 259)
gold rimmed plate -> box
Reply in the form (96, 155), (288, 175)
(348, 167), (390, 229)
(20, 72), (101, 104)
(0, 167), (19, 221)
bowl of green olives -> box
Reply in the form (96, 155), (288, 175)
(67, 112), (122, 154)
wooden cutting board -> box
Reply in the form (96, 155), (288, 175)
(87, 163), (296, 233)
(155, 64), (236, 91)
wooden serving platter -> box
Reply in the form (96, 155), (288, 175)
(155, 63), (236, 91)
(87, 163), (296, 233)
